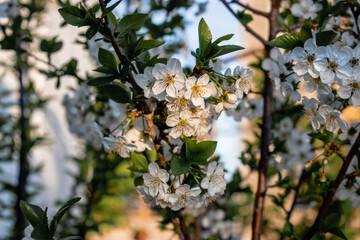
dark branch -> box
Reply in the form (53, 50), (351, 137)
(231, 0), (270, 18)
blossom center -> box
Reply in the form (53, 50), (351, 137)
(165, 74), (175, 84)
(350, 58), (359, 68)
(350, 81), (359, 90)
(328, 61), (338, 71)
(306, 54), (315, 63)
(178, 119), (187, 127)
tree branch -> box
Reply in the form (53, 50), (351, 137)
(231, 0), (270, 18)
(251, 1), (281, 240)
(304, 132), (360, 239)
(177, 212), (191, 240)
(219, 0), (267, 46)
(98, 0), (139, 89)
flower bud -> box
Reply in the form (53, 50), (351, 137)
(305, 160), (313, 168)
(320, 172), (327, 183)
(225, 92), (237, 104)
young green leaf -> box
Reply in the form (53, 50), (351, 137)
(198, 18), (212, 58)
(185, 140), (217, 164)
(98, 48), (117, 70)
(101, 0), (122, 18)
(316, 30), (338, 46)
(170, 156), (191, 176)
(40, 37), (63, 54)
(210, 44), (244, 58)
(99, 84), (131, 103)
(134, 39), (165, 53)
(328, 227), (348, 240)
(116, 13), (147, 35)
(237, 10), (253, 26)
(267, 33), (303, 50)
(128, 152), (149, 173)
(88, 75), (116, 86)
(49, 197), (81, 237)
(58, 6), (86, 26)
(213, 34), (234, 45)
(19, 201), (45, 227)
(300, 18), (312, 42)
(31, 223), (50, 240)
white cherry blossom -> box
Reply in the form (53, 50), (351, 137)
(185, 74), (212, 108)
(166, 110), (200, 139)
(338, 76), (360, 106)
(319, 105), (348, 133)
(290, 0), (322, 20)
(302, 96), (326, 130)
(135, 67), (166, 101)
(143, 162), (169, 197)
(166, 89), (191, 112)
(152, 58), (185, 98)
(200, 161), (226, 196)
(169, 184), (201, 211)
(136, 186), (157, 207)
(102, 135), (137, 158)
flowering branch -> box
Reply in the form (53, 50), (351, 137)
(220, 0), (267, 46)
(231, 0), (270, 18)
(304, 132), (360, 239)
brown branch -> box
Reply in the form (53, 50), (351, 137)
(251, 1), (281, 240)
(219, 0), (267, 46)
(231, 0), (270, 18)
(98, 0), (139, 89)
(142, 112), (167, 167)
(177, 212), (191, 240)
(304, 132), (360, 239)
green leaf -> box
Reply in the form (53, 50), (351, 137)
(316, 30), (338, 46)
(31, 223), (50, 239)
(237, 10), (253, 25)
(19, 201), (45, 227)
(267, 33), (303, 50)
(134, 39), (165, 53)
(210, 44), (244, 58)
(58, 6), (86, 26)
(185, 140), (217, 164)
(40, 37), (63, 54)
(198, 18), (212, 58)
(129, 152), (149, 173)
(116, 13), (147, 35)
(88, 75), (115, 86)
(324, 212), (341, 230)
(93, 66), (117, 74)
(101, 0), (122, 17)
(98, 48), (117, 69)
(282, 221), (294, 236)
(49, 197), (81, 237)
(328, 227), (347, 240)
(300, 18), (312, 42)
(85, 25), (99, 40)
(134, 175), (144, 187)
(170, 156), (191, 176)
(99, 84), (131, 103)
(213, 34), (234, 45)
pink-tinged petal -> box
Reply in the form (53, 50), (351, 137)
(201, 85), (212, 98)
(148, 185), (159, 197)
(215, 102), (224, 113)
(152, 81), (166, 95)
(166, 83), (177, 98)
(166, 114), (179, 127)
(200, 177), (210, 189)
(184, 89), (192, 99)
(167, 58), (181, 73)
(148, 162), (159, 176)
(198, 74), (209, 85)
(158, 169), (169, 182)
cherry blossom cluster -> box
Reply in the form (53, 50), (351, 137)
(137, 161), (226, 211)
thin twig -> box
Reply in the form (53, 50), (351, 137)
(231, 0), (270, 18)
(304, 132), (360, 239)
(219, 0), (267, 46)
(178, 212), (191, 240)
